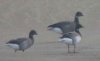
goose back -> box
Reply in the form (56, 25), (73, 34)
(48, 21), (76, 34)
(48, 11), (83, 34)
(7, 38), (34, 50)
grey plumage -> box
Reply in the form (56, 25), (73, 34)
(48, 11), (84, 34)
(59, 29), (81, 53)
(6, 30), (37, 52)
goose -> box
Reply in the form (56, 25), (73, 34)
(48, 11), (83, 34)
(58, 29), (81, 53)
(6, 30), (37, 52)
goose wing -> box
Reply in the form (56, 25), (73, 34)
(7, 38), (26, 45)
(48, 21), (72, 27)
(48, 21), (76, 33)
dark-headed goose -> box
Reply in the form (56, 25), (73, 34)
(6, 30), (37, 52)
(48, 11), (83, 34)
(58, 29), (81, 53)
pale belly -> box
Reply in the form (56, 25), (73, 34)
(58, 36), (81, 45)
(6, 44), (19, 50)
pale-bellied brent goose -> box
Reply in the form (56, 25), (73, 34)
(6, 30), (37, 52)
(48, 11), (83, 34)
(58, 29), (81, 53)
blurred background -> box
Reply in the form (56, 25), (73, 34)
(0, 0), (100, 61)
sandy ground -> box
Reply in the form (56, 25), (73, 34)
(0, 0), (100, 61)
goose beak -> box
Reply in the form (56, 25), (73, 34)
(48, 27), (53, 30)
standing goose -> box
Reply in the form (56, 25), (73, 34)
(48, 11), (83, 34)
(58, 29), (81, 53)
(6, 30), (37, 52)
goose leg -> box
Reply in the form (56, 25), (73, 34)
(68, 44), (70, 53)
(73, 44), (76, 53)
(22, 50), (24, 52)
(14, 50), (17, 52)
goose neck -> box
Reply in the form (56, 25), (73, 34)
(74, 16), (79, 24)
(29, 34), (34, 40)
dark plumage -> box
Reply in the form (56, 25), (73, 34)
(6, 30), (37, 52)
(48, 11), (84, 34)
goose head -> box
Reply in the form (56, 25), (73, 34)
(29, 30), (37, 39)
(75, 11), (83, 17)
(29, 30), (37, 35)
